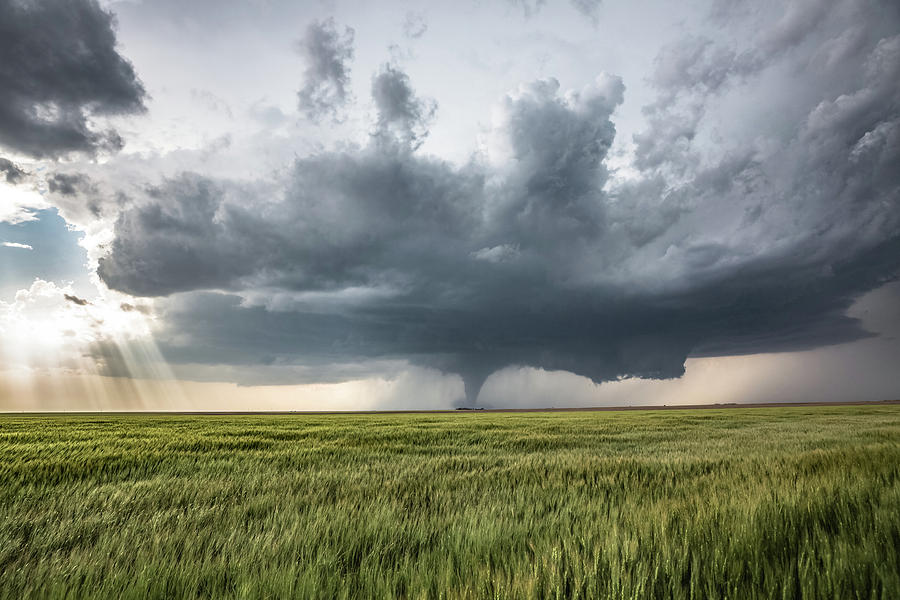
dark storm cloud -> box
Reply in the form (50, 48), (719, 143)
(0, 0), (146, 157)
(47, 173), (92, 196)
(296, 18), (355, 123)
(98, 149), (484, 297)
(0, 157), (26, 183)
(98, 3), (900, 403)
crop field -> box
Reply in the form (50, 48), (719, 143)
(1, 406), (899, 599)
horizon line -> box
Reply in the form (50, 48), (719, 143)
(3, 399), (899, 416)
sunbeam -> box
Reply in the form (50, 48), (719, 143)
(0, 279), (186, 411)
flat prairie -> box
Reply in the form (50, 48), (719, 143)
(1, 405), (899, 599)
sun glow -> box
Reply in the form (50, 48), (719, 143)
(0, 279), (185, 409)
(0, 180), (50, 225)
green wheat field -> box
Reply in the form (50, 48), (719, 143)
(2, 405), (899, 599)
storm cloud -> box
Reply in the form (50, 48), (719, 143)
(47, 173), (93, 196)
(0, 0), (146, 157)
(371, 65), (437, 150)
(87, 0), (900, 404)
(0, 157), (26, 184)
(296, 18), (355, 123)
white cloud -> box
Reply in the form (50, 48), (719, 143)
(0, 181), (49, 224)
(471, 244), (520, 263)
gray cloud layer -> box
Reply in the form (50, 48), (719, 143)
(96, 2), (900, 403)
(0, 0), (146, 157)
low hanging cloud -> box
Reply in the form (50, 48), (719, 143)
(296, 18), (355, 123)
(0, 0), (146, 158)
(96, 1), (900, 404)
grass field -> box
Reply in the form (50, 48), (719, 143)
(1, 406), (899, 599)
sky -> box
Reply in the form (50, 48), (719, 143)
(0, 0), (898, 411)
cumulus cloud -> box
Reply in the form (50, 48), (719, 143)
(95, 1), (900, 405)
(296, 18), (355, 123)
(0, 180), (50, 225)
(0, 0), (146, 157)
(43, 170), (114, 226)
(47, 173), (93, 196)
(371, 64), (437, 150)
